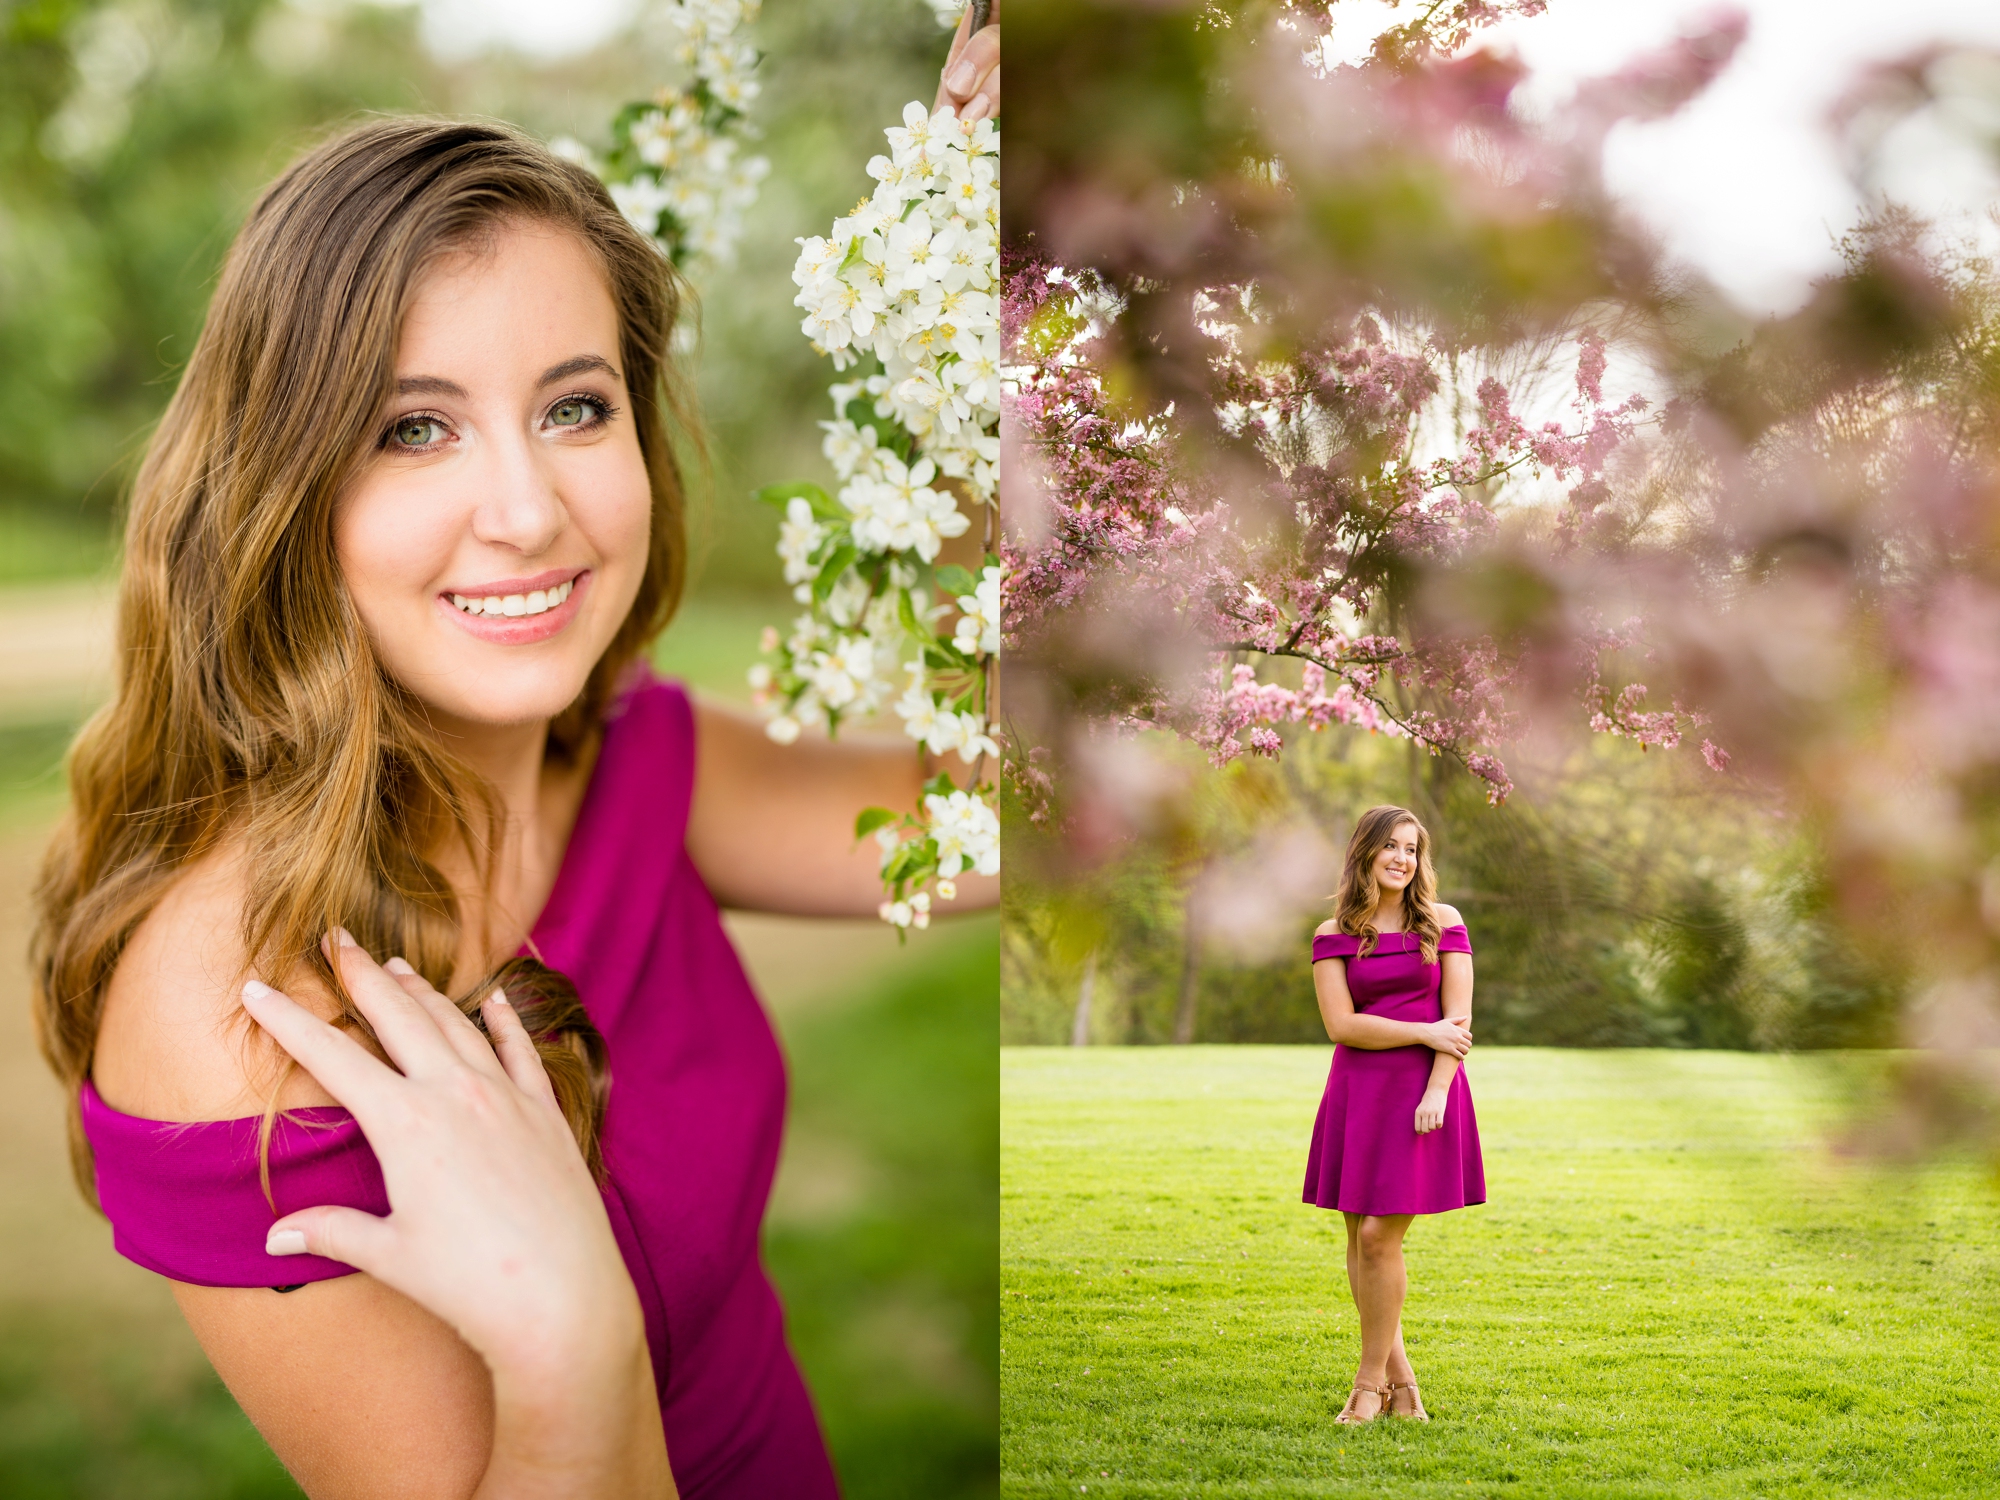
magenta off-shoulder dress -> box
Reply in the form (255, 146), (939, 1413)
(77, 677), (839, 1500)
(1302, 924), (1486, 1216)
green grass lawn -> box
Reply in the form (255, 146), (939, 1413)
(1001, 1046), (1999, 1499)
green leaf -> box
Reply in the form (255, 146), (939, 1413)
(923, 772), (959, 799)
(854, 806), (899, 841)
(935, 564), (978, 598)
(754, 480), (844, 524)
(924, 644), (969, 670)
(896, 588), (926, 639)
(837, 236), (870, 275)
(812, 545), (858, 604)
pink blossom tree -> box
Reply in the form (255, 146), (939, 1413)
(1004, 0), (2000, 1143)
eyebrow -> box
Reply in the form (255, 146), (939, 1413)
(538, 354), (619, 386)
(391, 355), (620, 400)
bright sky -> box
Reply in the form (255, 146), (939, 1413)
(406, 0), (2000, 317)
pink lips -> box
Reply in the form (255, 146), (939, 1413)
(438, 569), (590, 645)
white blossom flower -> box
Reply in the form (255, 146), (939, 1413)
(954, 564), (1002, 657)
(925, 789), (1000, 878)
(755, 85), (1003, 914)
(819, 418), (881, 479)
(586, 0), (769, 270)
(805, 632), (877, 710)
(777, 497), (826, 586)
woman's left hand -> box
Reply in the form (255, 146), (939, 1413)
(242, 934), (671, 1494)
(1414, 1087), (1449, 1135)
(934, 1), (999, 122)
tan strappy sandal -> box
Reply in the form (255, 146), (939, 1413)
(1335, 1381), (1390, 1424)
(1386, 1380), (1430, 1421)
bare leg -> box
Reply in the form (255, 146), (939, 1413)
(1353, 1214), (1414, 1389)
(1342, 1211), (1361, 1305)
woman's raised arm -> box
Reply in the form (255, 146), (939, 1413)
(686, 696), (998, 918)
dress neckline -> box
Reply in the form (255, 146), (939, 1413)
(522, 668), (658, 957)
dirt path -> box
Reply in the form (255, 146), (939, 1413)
(0, 580), (116, 722)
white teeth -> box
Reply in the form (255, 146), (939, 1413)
(449, 578), (575, 619)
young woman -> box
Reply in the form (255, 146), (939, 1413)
(30, 32), (998, 1498)
(1304, 804), (1485, 1425)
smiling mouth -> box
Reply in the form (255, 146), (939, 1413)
(449, 578), (576, 619)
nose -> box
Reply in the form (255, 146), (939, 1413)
(469, 426), (567, 558)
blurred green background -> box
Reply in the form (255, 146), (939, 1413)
(1003, 725), (1901, 1053)
(0, 0), (995, 1495)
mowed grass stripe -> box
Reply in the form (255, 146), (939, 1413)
(1001, 1046), (1996, 1499)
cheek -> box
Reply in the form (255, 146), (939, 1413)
(335, 480), (461, 623)
(569, 444), (653, 576)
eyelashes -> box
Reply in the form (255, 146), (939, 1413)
(545, 392), (620, 431)
(376, 391), (621, 451)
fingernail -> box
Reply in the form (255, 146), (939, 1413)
(266, 1229), (308, 1257)
(332, 927), (358, 949)
(946, 59), (975, 94)
(242, 979), (274, 1005)
(384, 956), (416, 976)
(486, 988), (511, 1009)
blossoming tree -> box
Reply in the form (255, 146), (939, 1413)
(1005, 0), (2000, 1145)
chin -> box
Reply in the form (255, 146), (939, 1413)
(413, 659), (602, 733)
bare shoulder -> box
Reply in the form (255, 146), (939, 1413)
(93, 841), (339, 1121)
(96, 852), (493, 1493)
(1313, 916), (1343, 937)
(1434, 902), (1465, 927)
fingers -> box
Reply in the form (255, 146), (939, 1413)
(958, 62), (998, 123)
(939, 21), (999, 119)
(266, 1204), (395, 1274)
(324, 932), (468, 1078)
(241, 979), (402, 1118)
(380, 956), (510, 1080)
(481, 990), (563, 1115)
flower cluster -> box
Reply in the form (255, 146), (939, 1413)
(790, 102), (1001, 504)
(558, 0), (770, 271)
(752, 98), (1001, 928)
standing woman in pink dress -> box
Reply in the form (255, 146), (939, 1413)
(1303, 804), (1485, 1425)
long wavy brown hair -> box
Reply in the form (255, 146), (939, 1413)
(31, 117), (694, 1199)
(1332, 805), (1444, 964)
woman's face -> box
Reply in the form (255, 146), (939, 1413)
(336, 219), (651, 737)
(1370, 822), (1421, 895)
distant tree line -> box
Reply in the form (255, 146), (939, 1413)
(1002, 726), (1902, 1051)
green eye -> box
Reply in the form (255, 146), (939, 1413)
(550, 399), (590, 427)
(393, 417), (444, 448)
